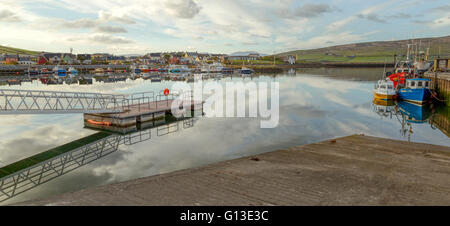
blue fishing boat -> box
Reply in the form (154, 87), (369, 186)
(397, 101), (431, 123)
(53, 66), (67, 77)
(398, 78), (431, 104)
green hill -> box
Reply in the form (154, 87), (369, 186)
(276, 35), (450, 63)
(0, 45), (40, 55)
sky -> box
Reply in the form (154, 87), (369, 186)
(0, 0), (449, 55)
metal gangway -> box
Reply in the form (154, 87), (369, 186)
(0, 89), (195, 114)
(0, 118), (197, 203)
(0, 89), (127, 114)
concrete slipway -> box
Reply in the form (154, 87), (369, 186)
(17, 135), (450, 206)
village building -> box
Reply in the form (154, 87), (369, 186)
(169, 56), (180, 64)
(283, 55), (297, 65)
(92, 53), (110, 61)
(4, 54), (19, 64)
(18, 55), (36, 65)
(228, 53), (260, 61)
(77, 54), (92, 61)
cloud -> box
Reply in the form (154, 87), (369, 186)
(0, 9), (22, 23)
(68, 34), (134, 44)
(98, 10), (136, 24)
(357, 13), (387, 23)
(390, 12), (412, 19)
(164, 0), (201, 19)
(294, 3), (334, 18)
(242, 41), (258, 45)
(429, 4), (450, 12)
(95, 25), (127, 34)
(58, 18), (99, 29)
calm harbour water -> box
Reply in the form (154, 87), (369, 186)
(0, 68), (449, 205)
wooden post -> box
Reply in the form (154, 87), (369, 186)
(434, 59), (438, 72)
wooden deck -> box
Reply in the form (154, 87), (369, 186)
(17, 135), (450, 206)
(84, 99), (203, 128)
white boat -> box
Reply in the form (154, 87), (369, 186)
(201, 62), (224, 73)
(373, 79), (397, 100)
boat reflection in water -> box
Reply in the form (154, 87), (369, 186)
(0, 115), (201, 203)
(373, 98), (396, 118)
(372, 99), (441, 141)
(397, 101), (431, 124)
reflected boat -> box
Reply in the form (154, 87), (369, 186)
(397, 101), (431, 124)
(373, 98), (396, 118)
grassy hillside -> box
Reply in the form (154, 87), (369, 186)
(0, 45), (39, 55)
(276, 35), (450, 63)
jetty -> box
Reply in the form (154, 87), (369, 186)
(16, 135), (450, 206)
(424, 58), (450, 106)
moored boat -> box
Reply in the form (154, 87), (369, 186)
(373, 79), (397, 100)
(53, 65), (67, 77)
(398, 78), (431, 104)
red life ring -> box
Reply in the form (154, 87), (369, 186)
(164, 89), (170, 96)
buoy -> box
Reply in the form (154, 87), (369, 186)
(87, 119), (112, 126)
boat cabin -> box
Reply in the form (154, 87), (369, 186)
(375, 80), (394, 91)
(405, 78), (431, 89)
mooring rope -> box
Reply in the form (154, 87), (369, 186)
(431, 91), (446, 102)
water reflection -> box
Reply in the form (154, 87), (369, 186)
(372, 99), (449, 142)
(0, 68), (448, 205)
(0, 116), (198, 203)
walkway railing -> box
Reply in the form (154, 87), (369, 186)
(0, 89), (126, 114)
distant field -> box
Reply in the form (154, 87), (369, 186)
(230, 59), (284, 65)
(0, 45), (39, 55)
(276, 35), (450, 64)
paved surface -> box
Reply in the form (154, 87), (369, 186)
(17, 135), (450, 206)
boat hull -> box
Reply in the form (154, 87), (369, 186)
(398, 88), (431, 104)
(373, 92), (395, 100)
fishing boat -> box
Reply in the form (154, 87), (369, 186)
(398, 78), (431, 104)
(53, 65), (66, 77)
(373, 79), (397, 100)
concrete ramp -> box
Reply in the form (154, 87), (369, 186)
(16, 135), (450, 206)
